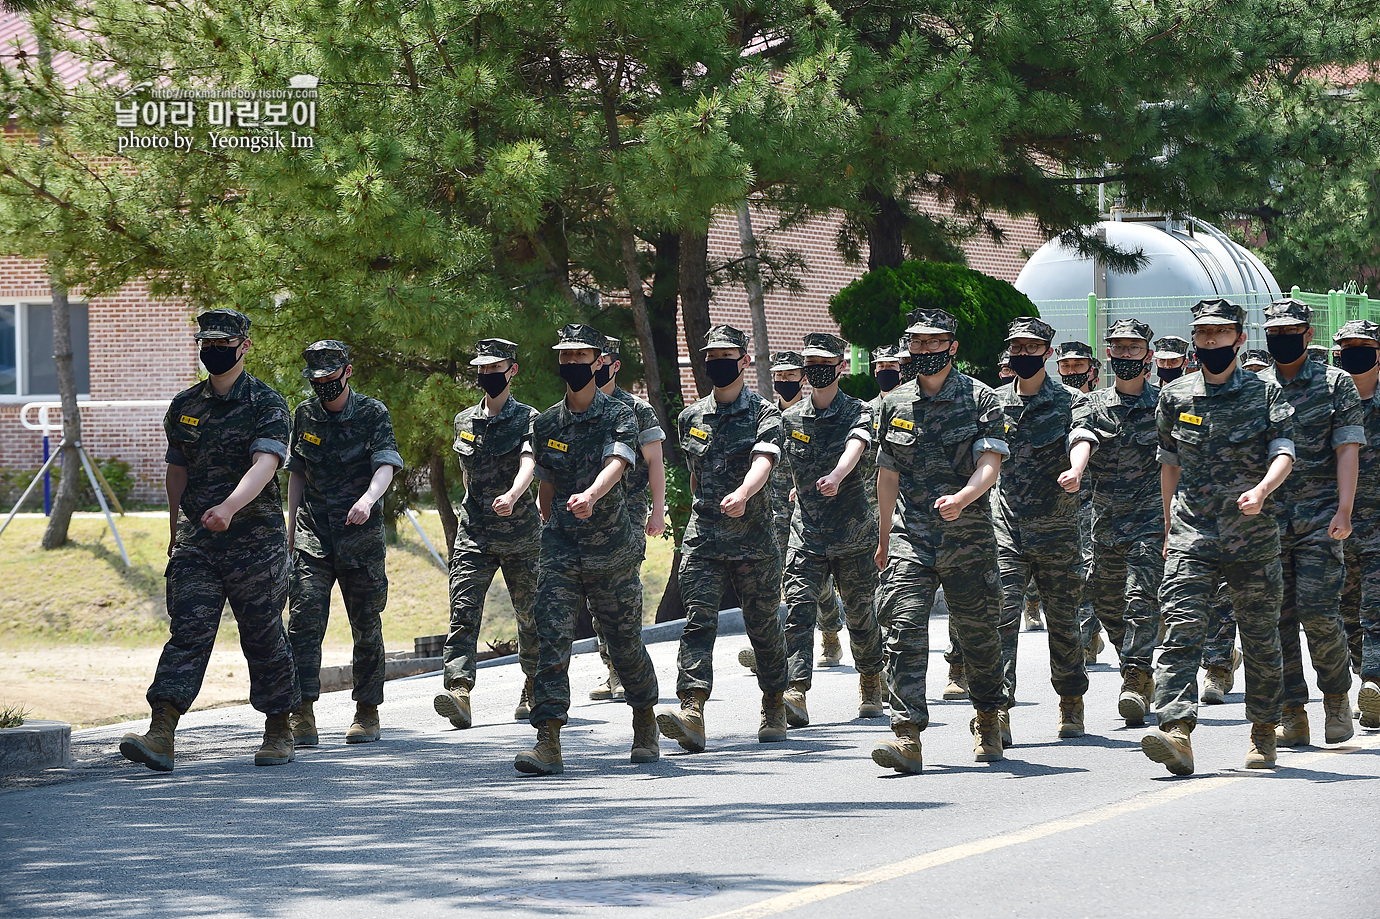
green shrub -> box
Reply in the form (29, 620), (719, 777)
(0, 455), (136, 513)
(838, 374), (880, 401)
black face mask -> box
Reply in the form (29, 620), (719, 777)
(874, 369), (901, 392)
(898, 359), (918, 383)
(1338, 346), (1379, 375)
(1157, 365), (1184, 384)
(705, 357), (742, 388)
(773, 380), (802, 402)
(1267, 332), (1307, 365)
(803, 363), (839, 389)
(200, 345), (241, 376)
(1008, 353), (1046, 380)
(1110, 356), (1149, 381)
(477, 370), (509, 398)
(559, 361), (595, 391)
(1061, 371), (1090, 390)
(1195, 344), (1238, 375)
(912, 350), (952, 377)
(594, 363), (614, 388)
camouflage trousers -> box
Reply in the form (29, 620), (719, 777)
(1278, 522), (1353, 706)
(782, 547), (884, 687)
(775, 515), (842, 632)
(288, 549), (387, 705)
(1155, 550), (1284, 729)
(444, 542), (538, 691)
(1339, 540), (1380, 680)
(1077, 497), (1100, 651)
(995, 514), (1088, 702)
(1086, 537), (1163, 676)
(1340, 540), (1362, 673)
(594, 502), (647, 667)
(877, 555), (1004, 730)
(530, 548), (658, 726)
(149, 543), (299, 715)
(1201, 581), (1236, 669)
(677, 549), (787, 698)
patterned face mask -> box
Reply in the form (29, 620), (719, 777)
(1110, 357), (1149, 381)
(1060, 371), (1090, 390)
(803, 363), (840, 388)
(912, 350), (952, 377)
(310, 374), (346, 402)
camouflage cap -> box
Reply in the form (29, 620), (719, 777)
(300, 339), (351, 379)
(769, 350), (806, 372)
(904, 308), (957, 336)
(1107, 318), (1154, 343)
(702, 324), (749, 352)
(1263, 297), (1313, 329)
(870, 344), (902, 363)
(1307, 344), (1330, 360)
(194, 307), (251, 340)
(1334, 319), (1380, 344)
(801, 332), (846, 358)
(1055, 340), (1094, 360)
(603, 336), (622, 359)
(469, 337), (518, 367)
(1241, 349), (1274, 369)
(1154, 335), (1190, 358)
(1189, 297), (1245, 327)
(1006, 316), (1055, 343)
(552, 323), (606, 351)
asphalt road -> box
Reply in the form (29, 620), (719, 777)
(3, 610), (1378, 918)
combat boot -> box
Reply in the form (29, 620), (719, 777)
(1084, 631), (1104, 665)
(289, 700), (318, 746)
(1358, 679), (1380, 729)
(514, 719), (563, 775)
(1141, 720), (1194, 776)
(631, 706), (660, 763)
(783, 682), (810, 727)
(1023, 596), (1044, 631)
(433, 684), (472, 729)
(1245, 722), (1277, 769)
(609, 667), (625, 702)
(254, 712), (295, 766)
(759, 692), (788, 742)
(972, 709), (1004, 762)
(514, 676), (533, 721)
(1201, 666), (1233, 705)
(738, 647), (758, 674)
(818, 631), (843, 667)
(970, 709), (1013, 747)
(858, 673), (885, 718)
(1276, 705), (1310, 747)
(1058, 695), (1085, 738)
(345, 703), (380, 744)
(942, 663), (969, 700)
(1118, 669), (1152, 726)
(119, 701), (180, 772)
(589, 667), (614, 701)
(872, 723), (922, 774)
(1324, 693), (1354, 744)
(657, 690), (707, 753)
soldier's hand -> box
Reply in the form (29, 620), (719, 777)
(1329, 509), (1353, 541)
(934, 494), (964, 521)
(816, 473), (841, 497)
(167, 536), (176, 558)
(567, 491), (596, 519)
(346, 496), (374, 525)
(788, 487), (797, 504)
(1162, 535), (1168, 560)
(1057, 469), (1081, 493)
(1237, 488), (1264, 516)
(646, 506), (667, 537)
(874, 538), (889, 571)
(492, 493), (515, 517)
(201, 504), (234, 531)
(720, 491), (748, 518)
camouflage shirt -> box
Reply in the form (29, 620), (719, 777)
(609, 385), (664, 505)
(1070, 383), (1164, 545)
(876, 372), (1009, 567)
(861, 392), (885, 503)
(1353, 391), (1380, 551)
(532, 388), (640, 571)
(452, 395), (540, 557)
(164, 371), (290, 551)
(679, 386), (783, 560)
(782, 389), (877, 556)
(994, 375), (1080, 522)
(1157, 365), (1296, 561)
(285, 390), (403, 566)
(768, 397), (799, 541)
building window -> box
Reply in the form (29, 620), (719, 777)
(0, 301), (89, 397)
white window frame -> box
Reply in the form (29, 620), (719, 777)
(0, 299), (91, 403)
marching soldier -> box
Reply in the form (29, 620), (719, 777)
(1154, 336), (1190, 385)
(1056, 339), (1104, 665)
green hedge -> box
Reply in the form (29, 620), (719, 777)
(0, 455), (136, 513)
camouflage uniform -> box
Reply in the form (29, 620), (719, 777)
(780, 379), (884, 688)
(149, 309), (299, 716)
(286, 344), (404, 706)
(1153, 304), (1294, 731)
(444, 341), (542, 691)
(876, 311), (1009, 730)
(1340, 329), (1380, 680)
(528, 326), (657, 725)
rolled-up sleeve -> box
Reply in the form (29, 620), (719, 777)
(754, 402), (783, 460)
(1156, 445), (1180, 467)
(605, 440), (637, 466)
(1069, 426), (1100, 449)
(371, 449), (405, 471)
(370, 407), (405, 471)
(1268, 437), (1296, 460)
(250, 437), (289, 466)
(972, 437), (1010, 464)
(1332, 424), (1366, 449)
(165, 445), (188, 466)
(639, 425), (666, 446)
(876, 445), (896, 472)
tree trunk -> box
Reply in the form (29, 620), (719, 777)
(428, 451), (458, 557)
(678, 230), (713, 398)
(647, 232), (683, 465)
(620, 229), (674, 440)
(736, 202), (771, 392)
(864, 185), (907, 270)
(40, 280), (80, 549)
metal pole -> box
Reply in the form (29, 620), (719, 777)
(0, 441), (66, 539)
(405, 508), (447, 572)
(42, 435), (51, 516)
(77, 444), (129, 567)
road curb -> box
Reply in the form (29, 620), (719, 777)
(0, 720), (72, 776)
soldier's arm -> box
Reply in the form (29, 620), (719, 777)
(875, 466), (899, 571)
(1331, 374), (1365, 538)
(643, 439), (667, 536)
(537, 480), (554, 522)
(723, 400), (781, 516)
(203, 452), (282, 532)
(567, 455), (631, 519)
(495, 453), (536, 518)
(819, 405), (870, 495)
(1240, 384), (1296, 516)
(286, 472), (305, 551)
(165, 464), (187, 557)
(1063, 393), (1099, 491)
(347, 465), (395, 525)
(940, 386), (1009, 518)
(1156, 389), (1180, 553)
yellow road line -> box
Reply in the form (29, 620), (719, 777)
(703, 734), (1380, 919)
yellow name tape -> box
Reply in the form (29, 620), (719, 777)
(459, 430), (476, 442)
(890, 418), (914, 431)
(791, 430), (810, 443)
(1179, 412), (1203, 426)
(302, 432), (321, 445)
(547, 438), (569, 453)
(689, 427), (710, 441)
(179, 415), (199, 427)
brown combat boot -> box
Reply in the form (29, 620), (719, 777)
(345, 703), (380, 744)
(289, 699), (318, 746)
(1084, 631), (1104, 665)
(738, 647), (758, 673)
(1324, 693), (1354, 744)
(1118, 669), (1152, 726)
(1023, 596), (1044, 631)
(514, 719), (563, 775)
(254, 712), (296, 766)
(872, 722), (922, 774)
(783, 682), (810, 727)
(973, 710), (1004, 762)
(1142, 719), (1194, 775)
(514, 676), (533, 721)
(818, 631), (843, 667)
(433, 684), (472, 729)
(119, 701), (180, 772)
(1058, 695), (1085, 738)
(1358, 680), (1380, 730)
(1276, 704), (1310, 747)
(1246, 722), (1277, 769)
(942, 663), (969, 700)
(858, 673), (885, 718)
(759, 692), (788, 742)
(657, 690), (707, 752)
(1202, 666), (1233, 704)
(631, 706), (660, 763)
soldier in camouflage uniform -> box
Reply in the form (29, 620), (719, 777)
(1258, 299), (1361, 746)
(1141, 298), (1295, 775)
(779, 333), (886, 727)
(659, 325), (791, 752)
(120, 308), (300, 772)
(284, 341), (404, 747)
(515, 324), (659, 775)
(1063, 319), (1164, 726)
(1056, 340), (1105, 666)
(1242, 349), (1274, 373)
(991, 317), (1089, 738)
(1154, 335), (1190, 386)
(434, 338), (541, 729)
(1331, 320), (1380, 728)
